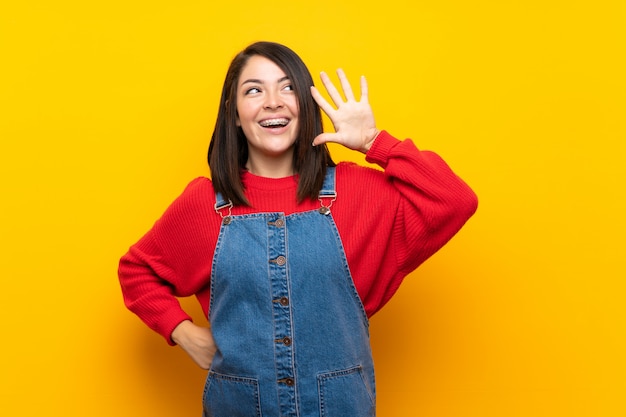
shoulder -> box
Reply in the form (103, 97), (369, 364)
(335, 161), (383, 178)
(156, 177), (217, 225)
(335, 162), (392, 189)
(182, 176), (214, 194)
(334, 162), (399, 206)
(173, 177), (215, 204)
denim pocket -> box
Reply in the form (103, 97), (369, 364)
(202, 371), (261, 417)
(318, 365), (375, 417)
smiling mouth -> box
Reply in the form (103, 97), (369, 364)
(259, 118), (290, 128)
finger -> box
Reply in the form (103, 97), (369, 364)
(310, 86), (336, 116)
(319, 71), (345, 107)
(360, 75), (369, 102)
(337, 69), (356, 101)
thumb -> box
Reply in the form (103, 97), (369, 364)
(312, 132), (337, 147)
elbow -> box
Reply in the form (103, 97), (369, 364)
(457, 187), (479, 229)
(463, 187), (479, 220)
(434, 185), (478, 234)
(445, 180), (478, 224)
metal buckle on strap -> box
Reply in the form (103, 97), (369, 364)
(318, 192), (336, 215)
(214, 200), (233, 224)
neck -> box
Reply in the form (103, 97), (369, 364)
(245, 152), (295, 178)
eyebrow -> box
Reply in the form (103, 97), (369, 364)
(240, 76), (290, 86)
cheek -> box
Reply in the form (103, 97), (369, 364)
(236, 102), (254, 126)
(290, 98), (300, 116)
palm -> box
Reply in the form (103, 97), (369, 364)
(310, 69), (378, 153)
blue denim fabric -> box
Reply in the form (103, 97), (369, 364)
(204, 168), (376, 417)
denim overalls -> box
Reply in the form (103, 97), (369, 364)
(204, 168), (376, 417)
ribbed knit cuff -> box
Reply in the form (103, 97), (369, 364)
(161, 311), (194, 346)
(364, 130), (399, 168)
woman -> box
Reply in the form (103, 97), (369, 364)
(119, 41), (478, 416)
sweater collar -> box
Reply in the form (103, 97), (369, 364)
(241, 169), (299, 192)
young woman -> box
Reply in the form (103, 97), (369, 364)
(119, 41), (478, 417)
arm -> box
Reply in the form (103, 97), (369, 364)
(118, 232), (194, 345)
(310, 68), (477, 239)
(118, 178), (218, 348)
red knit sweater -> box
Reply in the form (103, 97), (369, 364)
(118, 131), (478, 344)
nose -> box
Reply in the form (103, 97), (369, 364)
(263, 90), (284, 110)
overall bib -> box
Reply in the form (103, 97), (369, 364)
(204, 168), (376, 417)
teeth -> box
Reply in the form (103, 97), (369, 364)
(259, 118), (289, 127)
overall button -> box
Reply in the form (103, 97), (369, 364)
(269, 255), (286, 266)
(273, 296), (289, 306)
(278, 377), (295, 386)
(267, 219), (285, 227)
(279, 336), (292, 346)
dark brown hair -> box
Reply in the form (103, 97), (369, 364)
(208, 41), (335, 206)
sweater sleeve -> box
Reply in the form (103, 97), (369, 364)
(337, 131), (478, 315)
(366, 131), (478, 275)
(366, 131), (478, 274)
(118, 177), (218, 345)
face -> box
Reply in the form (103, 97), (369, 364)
(236, 55), (299, 172)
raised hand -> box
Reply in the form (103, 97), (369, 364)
(310, 69), (379, 153)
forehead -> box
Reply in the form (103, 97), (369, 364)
(238, 55), (288, 85)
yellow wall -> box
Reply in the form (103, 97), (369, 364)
(1, 1), (625, 416)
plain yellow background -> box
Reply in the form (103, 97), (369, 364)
(1, 1), (625, 416)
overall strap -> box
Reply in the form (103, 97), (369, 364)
(214, 192), (231, 210)
(318, 166), (337, 215)
(319, 166), (337, 198)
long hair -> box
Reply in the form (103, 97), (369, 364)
(208, 41), (335, 206)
